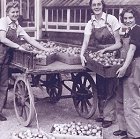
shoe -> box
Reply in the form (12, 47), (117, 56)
(95, 117), (104, 122)
(121, 137), (128, 139)
(121, 136), (134, 139)
(113, 130), (127, 136)
(0, 113), (7, 121)
(102, 120), (112, 128)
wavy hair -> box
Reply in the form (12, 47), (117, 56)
(89, 0), (106, 14)
(120, 7), (138, 24)
(6, 1), (20, 13)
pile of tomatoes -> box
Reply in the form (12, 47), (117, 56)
(52, 121), (102, 137)
(88, 51), (124, 67)
(11, 129), (55, 139)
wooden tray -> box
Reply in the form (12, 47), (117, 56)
(35, 53), (56, 66)
(51, 133), (103, 139)
(57, 52), (81, 65)
(50, 126), (103, 139)
(11, 50), (35, 69)
(86, 56), (131, 78)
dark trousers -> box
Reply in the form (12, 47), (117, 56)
(0, 64), (9, 112)
(96, 74), (117, 121)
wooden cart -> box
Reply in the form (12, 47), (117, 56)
(9, 50), (97, 127)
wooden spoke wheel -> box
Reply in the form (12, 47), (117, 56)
(72, 72), (97, 119)
(13, 76), (35, 126)
(46, 73), (62, 103)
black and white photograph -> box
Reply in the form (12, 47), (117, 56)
(0, 0), (140, 139)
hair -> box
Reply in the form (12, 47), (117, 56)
(6, 1), (20, 13)
(89, 0), (106, 14)
(120, 7), (138, 23)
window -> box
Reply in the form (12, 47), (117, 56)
(76, 9), (80, 22)
(48, 9), (52, 22)
(22, 0), (29, 19)
(81, 9), (86, 23)
(42, 7), (45, 21)
(87, 9), (91, 21)
(48, 8), (67, 22)
(46, 8), (92, 32)
(53, 9), (57, 22)
(70, 9), (74, 22)
(106, 8), (120, 19)
(107, 9), (113, 15)
(114, 9), (120, 19)
(63, 9), (67, 22)
(58, 9), (62, 22)
(70, 9), (91, 23)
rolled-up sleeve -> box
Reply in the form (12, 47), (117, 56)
(0, 18), (8, 32)
(110, 16), (120, 32)
(84, 20), (93, 36)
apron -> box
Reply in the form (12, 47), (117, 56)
(0, 23), (19, 111)
(92, 14), (115, 46)
(0, 24), (20, 64)
(91, 14), (117, 120)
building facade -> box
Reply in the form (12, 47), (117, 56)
(0, 0), (140, 44)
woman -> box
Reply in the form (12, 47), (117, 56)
(0, 1), (50, 121)
(114, 8), (140, 139)
(80, 0), (121, 128)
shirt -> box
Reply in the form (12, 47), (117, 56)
(129, 25), (140, 58)
(84, 12), (120, 35)
(0, 16), (29, 38)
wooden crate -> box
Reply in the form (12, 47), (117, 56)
(86, 56), (131, 78)
(11, 50), (35, 69)
(50, 124), (103, 139)
(51, 134), (103, 139)
(23, 52), (35, 69)
(57, 52), (81, 65)
(35, 53), (56, 66)
(11, 50), (57, 69)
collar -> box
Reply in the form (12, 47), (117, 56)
(91, 12), (106, 21)
(6, 16), (19, 26)
(130, 24), (136, 30)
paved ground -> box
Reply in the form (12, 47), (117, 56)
(0, 78), (123, 139)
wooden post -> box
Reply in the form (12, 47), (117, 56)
(1, 0), (6, 17)
(34, 0), (42, 40)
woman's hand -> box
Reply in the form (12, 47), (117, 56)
(80, 54), (87, 67)
(15, 44), (26, 51)
(18, 46), (26, 51)
(116, 66), (127, 78)
(97, 49), (106, 54)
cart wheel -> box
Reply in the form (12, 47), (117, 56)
(13, 76), (35, 126)
(46, 73), (62, 103)
(72, 72), (97, 119)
